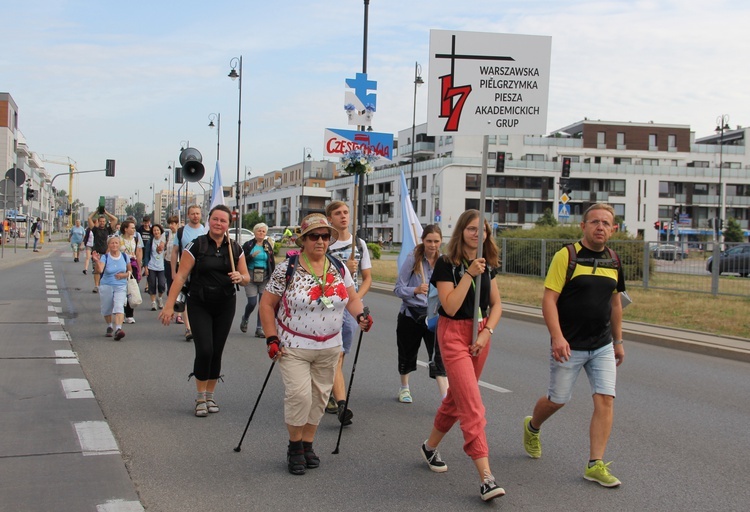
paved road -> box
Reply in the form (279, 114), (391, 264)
(2, 245), (750, 511)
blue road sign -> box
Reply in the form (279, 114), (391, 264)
(558, 203), (570, 218)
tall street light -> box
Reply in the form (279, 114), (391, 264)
(301, 147), (312, 223)
(228, 56), (243, 243)
(410, 61), (424, 208)
(208, 113), (221, 162)
(715, 114), (730, 242)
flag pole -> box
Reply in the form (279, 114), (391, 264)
(472, 135), (489, 347)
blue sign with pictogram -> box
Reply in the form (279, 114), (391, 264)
(558, 203), (570, 218)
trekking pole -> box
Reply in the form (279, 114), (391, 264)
(332, 306), (369, 455)
(234, 360), (275, 452)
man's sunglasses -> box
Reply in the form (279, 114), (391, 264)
(305, 233), (331, 242)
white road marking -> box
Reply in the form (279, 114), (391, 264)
(73, 421), (120, 456)
(50, 331), (70, 341)
(48, 316), (60, 323)
(46, 290), (59, 295)
(48, 297), (61, 303)
(96, 499), (145, 512)
(48, 305), (62, 313)
(417, 360), (512, 393)
(62, 378), (94, 399)
(46, 284), (57, 289)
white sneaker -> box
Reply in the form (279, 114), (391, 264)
(151, 301), (157, 311)
(158, 297), (164, 309)
(126, 317), (136, 324)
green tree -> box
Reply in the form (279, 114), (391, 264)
(723, 217), (744, 243)
(242, 210), (266, 231)
(124, 203), (146, 223)
(535, 208), (558, 227)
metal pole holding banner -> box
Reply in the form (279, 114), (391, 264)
(472, 135), (489, 347)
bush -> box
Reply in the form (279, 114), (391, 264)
(367, 242), (381, 260)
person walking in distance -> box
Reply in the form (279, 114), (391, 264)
(393, 224), (448, 402)
(69, 219), (85, 262)
(137, 215), (153, 293)
(239, 223), (275, 337)
(31, 218), (42, 252)
(159, 205), (249, 417)
(419, 209), (505, 502)
(88, 210), (117, 293)
(325, 200), (372, 425)
(164, 216), (178, 294)
(171, 205), (206, 341)
(522, 202), (626, 488)
(146, 224), (167, 310)
(119, 219), (143, 324)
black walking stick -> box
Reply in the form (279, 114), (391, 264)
(234, 360), (276, 452)
(332, 307), (369, 455)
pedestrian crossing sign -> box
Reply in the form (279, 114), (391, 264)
(558, 203), (570, 218)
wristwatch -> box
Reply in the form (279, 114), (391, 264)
(484, 327), (494, 335)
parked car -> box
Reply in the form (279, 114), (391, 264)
(229, 228), (254, 246)
(650, 243), (688, 261)
(706, 244), (750, 277)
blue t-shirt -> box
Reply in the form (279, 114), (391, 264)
(247, 242), (269, 269)
(179, 224), (206, 250)
(70, 226), (85, 244)
(99, 253), (129, 288)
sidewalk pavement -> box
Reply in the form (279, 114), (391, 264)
(367, 281), (750, 364)
(0, 239), (143, 511)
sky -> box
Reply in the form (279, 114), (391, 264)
(3, 0), (750, 209)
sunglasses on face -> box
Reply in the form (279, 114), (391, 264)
(306, 233), (331, 242)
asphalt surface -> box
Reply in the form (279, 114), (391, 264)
(2, 241), (749, 511)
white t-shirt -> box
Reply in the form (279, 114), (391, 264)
(148, 235), (166, 271)
(165, 230), (176, 262)
(327, 234), (372, 292)
(266, 258), (354, 350)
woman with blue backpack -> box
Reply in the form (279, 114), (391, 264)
(393, 224), (447, 403)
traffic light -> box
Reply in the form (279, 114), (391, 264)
(105, 159), (116, 177)
(708, 218), (714, 229)
(720, 218), (724, 230)
(561, 157), (571, 178)
(495, 151), (506, 173)
(174, 167), (183, 184)
(654, 221), (660, 230)
(26, 188), (34, 201)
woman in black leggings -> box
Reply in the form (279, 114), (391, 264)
(159, 205), (250, 417)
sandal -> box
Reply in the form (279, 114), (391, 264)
(398, 388), (413, 403)
(195, 400), (208, 417)
(205, 395), (219, 413)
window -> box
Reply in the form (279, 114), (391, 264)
(613, 204), (625, 218)
(488, 135), (497, 144)
(524, 154), (545, 161)
(445, 136), (453, 144)
(614, 157), (632, 165)
(420, 199), (426, 217)
(668, 134), (676, 148)
(643, 159), (659, 166)
(693, 183), (708, 195)
(597, 131), (606, 148)
(421, 176), (427, 193)
(465, 174), (481, 191)
(616, 132), (625, 146)
(465, 198), (480, 211)
(649, 134), (657, 150)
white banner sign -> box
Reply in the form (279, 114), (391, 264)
(427, 30), (551, 136)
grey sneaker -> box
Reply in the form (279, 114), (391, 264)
(420, 441), (447, 473)
(239, 317), (248, 333)
(105, 327), (114, 337)
(255, 327), (265, 338)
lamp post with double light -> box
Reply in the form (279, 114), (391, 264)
(715, 114), (730, 243)
(410, 61), (424, 208)
(228, 56), (243, 243)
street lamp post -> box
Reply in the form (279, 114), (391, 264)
(301, 147), (311, 222)
(208, 113), (221, 162)
(228, 56), (243, 243)
(715, 114), (730, 243)
(410, 61), (424, 208)
(149, 183), (155, 220)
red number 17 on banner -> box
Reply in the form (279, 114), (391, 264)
(439, 74), (472, 132)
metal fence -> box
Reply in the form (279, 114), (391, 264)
(497, 238), (750, 298)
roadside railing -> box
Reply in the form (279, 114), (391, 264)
(497, 238), (750, 298)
